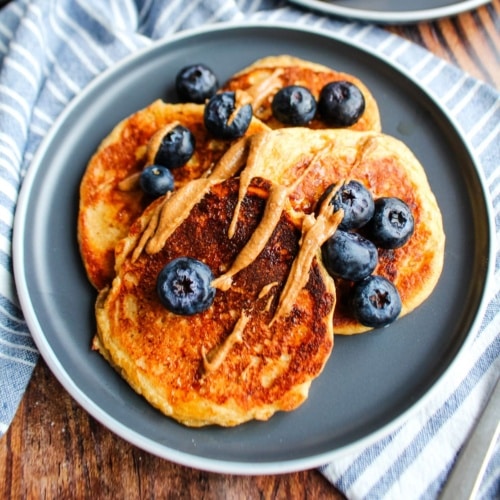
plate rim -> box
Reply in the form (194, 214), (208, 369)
(13, 20), (496, 474)
(288, 0), (491, 23)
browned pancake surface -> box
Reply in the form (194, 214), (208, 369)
(223, 55), (381, 132)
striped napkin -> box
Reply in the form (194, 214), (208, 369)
(1, 1), (498, 498)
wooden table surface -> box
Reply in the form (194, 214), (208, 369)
(1, 2), (498, 498)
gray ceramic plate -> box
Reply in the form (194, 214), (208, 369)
(289, 0), (490, 23)
(13, 23), (493, 474)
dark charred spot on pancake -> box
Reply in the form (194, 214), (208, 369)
(130, 177), (277, 304)
(377, 248), (398, 282)
(305, 260), (335, 314)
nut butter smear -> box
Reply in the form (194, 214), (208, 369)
(202, 312), (250, 374)
(131, 136), (251, 261)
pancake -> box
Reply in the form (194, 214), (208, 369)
(222, 55), (381, 132)
(94, 175), (337, 427)
(78, 100), (269, 290)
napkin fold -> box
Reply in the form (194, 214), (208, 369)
(0, 1), (498, 498)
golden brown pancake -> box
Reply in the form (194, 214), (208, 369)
(222, 55), (381, 132)
(93, 127), (444, 426)
(78, 100), (269, 290)
(94, 175), (337, 427)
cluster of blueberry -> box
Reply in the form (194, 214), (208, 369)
(139, 63), (246, 200)
(272, 81), (365, 127)
(139, 125), (196, 198)
(139, 64), (218, 200)
(188, 62), (367, 135)
(321, 181), (414, 327)
(140, 63), (367, 201)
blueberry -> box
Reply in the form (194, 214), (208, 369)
(156, 257), (215, 315)
(204, 91), (252, 139)
(364, 197), (414, 249)
(139, 165), (174, 198)
(154, 125), (195, 170)
(322, 230), (378, 282)
(321, 181), (374, 230)
(271, 85), (317, 125)
(175, 63), (218, 104)
(318, 81), (365, 127)
(351, 275), (402, 328)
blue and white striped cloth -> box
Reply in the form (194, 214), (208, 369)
(1, 1), (498, 498)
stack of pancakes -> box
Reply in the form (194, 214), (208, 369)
(78, 56), (445, 427)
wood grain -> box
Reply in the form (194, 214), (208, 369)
(0, 360), (341, 499)
(1, 2), (498, 498)
(387, 0), (499, 88)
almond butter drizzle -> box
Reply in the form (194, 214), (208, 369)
(259, 282), (279, 313)
(227, 132), (270, 238)
(212, 183), (289, 291)
(146, 121), (180, 165)
(258, 281), (279, 300)
(270, 202), (343, 326)
(131, 136), (251, 260)
(202, 311), (249, 373)
(245, 69), (284, 118)
(118, 171), (142, 192)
